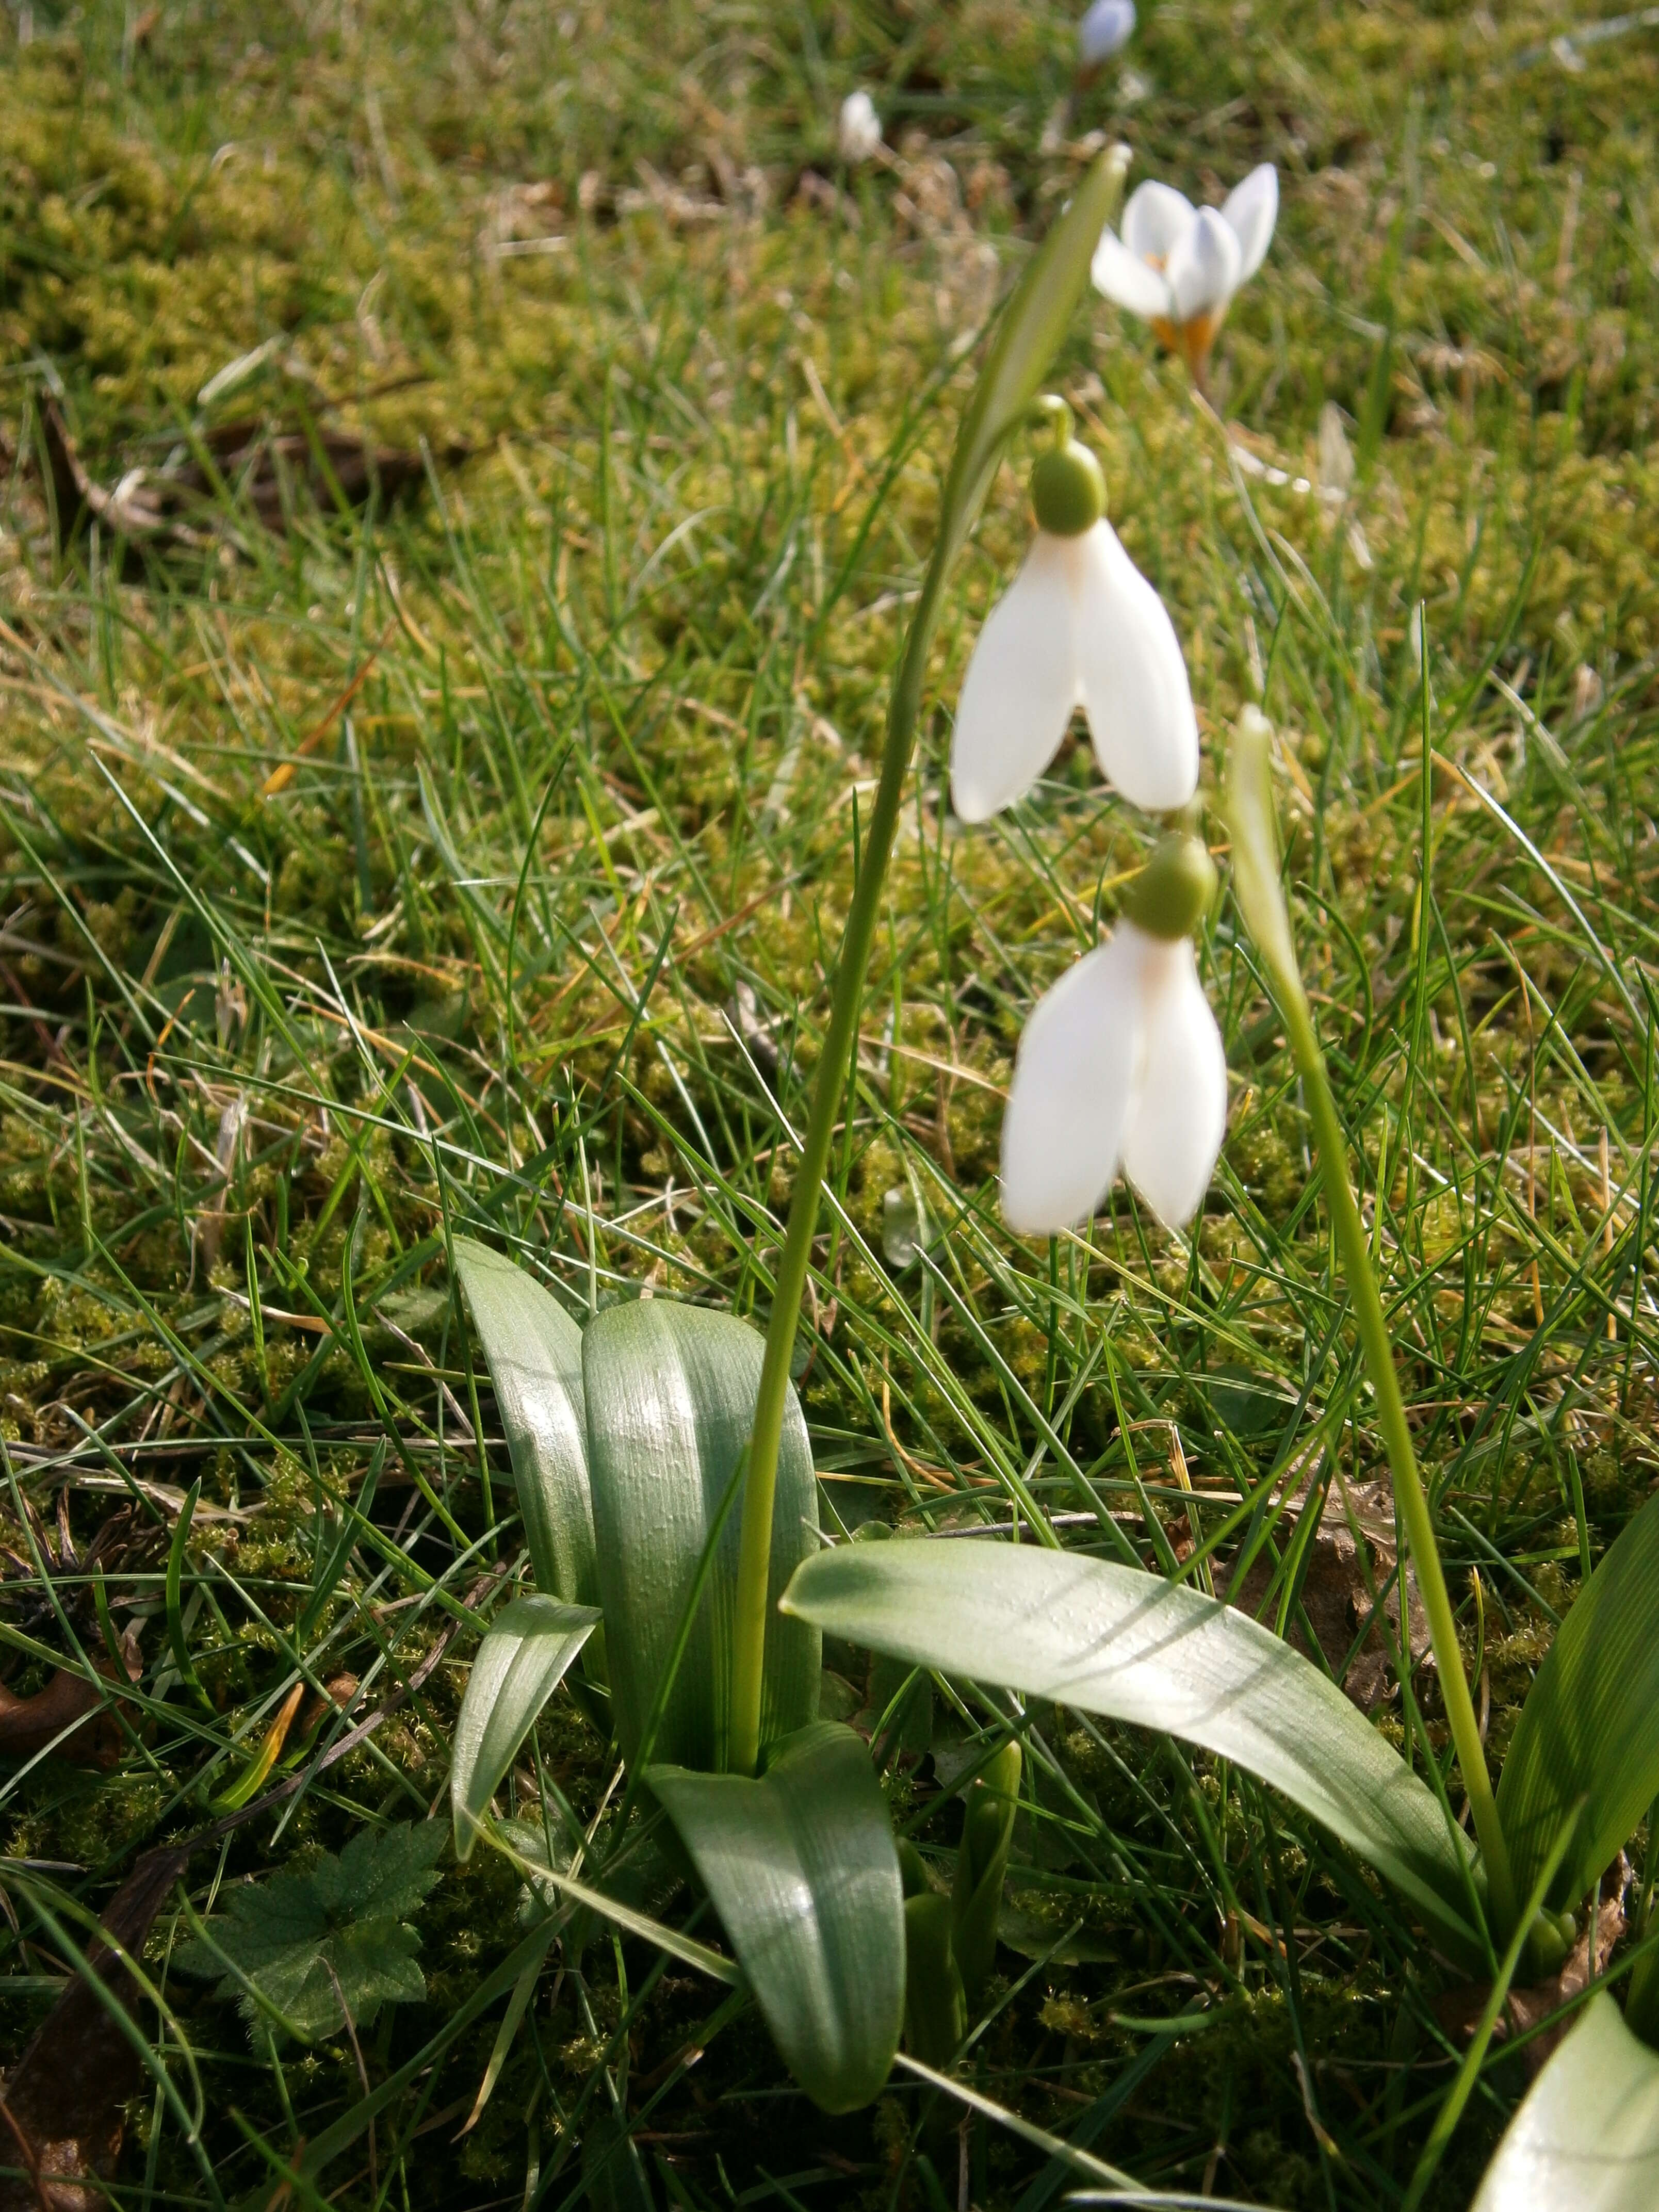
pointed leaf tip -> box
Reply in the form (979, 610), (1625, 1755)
(452, 1239), (596, 1607)
(450, 1596), (600, 1861)
(651, 1721), (904, 2112)
(783, 1538), (1484, 1963)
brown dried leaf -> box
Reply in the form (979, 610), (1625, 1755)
(1436, 1856), (1630, 2076)
(0, 1843), (188, 2212)
(1225, 1484), (1431, 1713)
(0, 1632), (141, 1769)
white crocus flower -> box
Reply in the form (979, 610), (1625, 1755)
(950, 416), (1198, 823)
(838, 89), (883, 166)
(1091, 165), (1278, 385)
(1000, 833), (1226, 1235)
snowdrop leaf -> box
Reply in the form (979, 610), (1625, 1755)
(782, 1540), (1484, 1962)
(450, 1597), (600, 1861)
(650, 1720), (904, 2113)
(1496, 1489), (1659, 1910)
(951, 1740), (1021, 2005)
(453, 1239), (596, 1606)
(940, 145), (1129, 570)
(1472, 1993), (1659, 2211)
(583, 1299), (820, 1771)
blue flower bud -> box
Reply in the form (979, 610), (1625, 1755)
(1079, 0), (1135, 66)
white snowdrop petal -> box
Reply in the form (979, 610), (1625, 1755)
(1221, 162), (1278, 284)
(1121, 180), (1195, 264)
(1120, 936), (1227, 1229)
(1071, 522), (1199, 812)
(1166, 206), (1241, 321)
(1000, 931), (1146, 1235)
(1089, 229), (1172, 319)
(950, 534), (1080, 823)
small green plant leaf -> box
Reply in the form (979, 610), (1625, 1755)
(453, 1238), (597, 1606)
(904, 1892), (967, 2067)
(1497, 1490), (1659, 1909)
(951, 1739), (1020, 2006)
(175, 1821), (446, 2043)
(1471, 1992), (1659, 2210)
(450, 1596), (600, 1861)
(583, 1299), (819, 1770)
(782, 1540), (1483, 1961)
(649, 1720), (904, 2113)
(582, 2110), (658, 2212)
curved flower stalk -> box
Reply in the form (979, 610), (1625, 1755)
(1001, 829), (1225, 1234)
(1092, 165), (1278, 387)
(950, 401), (1197, 822)
(1226, 704), (1518, 1940)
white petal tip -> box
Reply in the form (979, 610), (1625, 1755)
(948, 776), (997, 825)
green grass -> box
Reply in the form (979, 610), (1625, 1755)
(3, 0), (1659, 2204)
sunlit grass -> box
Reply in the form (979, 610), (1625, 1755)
(2, 0), (1658, 2204)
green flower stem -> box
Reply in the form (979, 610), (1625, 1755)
(728, 549), (951, 1780)
(1228, 708), (1518, 1941)
(727, 145), (1131, 1778)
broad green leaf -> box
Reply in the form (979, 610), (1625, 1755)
(583, 1299), (819, 1770)
(936, 145), (1129, 574)
(450, 1596), (600, 1861)
(175, 1821), (446, 2043)
(1472, 1993), (1659, 2210)
(453, 1238), (596, 1606)
(1497, 1490), (1659, 1908)
(782, 1540), (1483, 1962)
(650, 1721), (903, 2114)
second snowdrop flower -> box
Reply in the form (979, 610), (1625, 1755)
(1091, 165), (1278, 386)
(1000, 831), (1226, 1236)
(950, 402), (1197, 823)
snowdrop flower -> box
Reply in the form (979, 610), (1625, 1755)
(1091, 164), (1278, 384)
(838, 89), (883, 166)
(1078, 0), (1135, 67)
(950, 403), (1198, 823)
(1001, 831), (1226, 1234)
